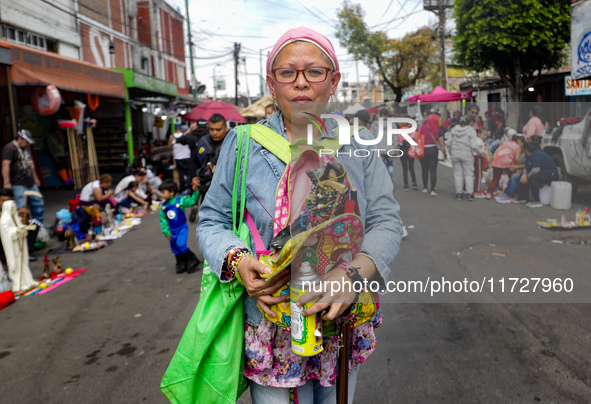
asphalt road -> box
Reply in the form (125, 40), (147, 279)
(1, 165), (591, 403)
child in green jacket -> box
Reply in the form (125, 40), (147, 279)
(159, 179), (200, 273)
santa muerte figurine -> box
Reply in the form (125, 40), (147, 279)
(52, 256), (62, 275)
(43, 254), (51, 278)
(64, 227), (76, 250)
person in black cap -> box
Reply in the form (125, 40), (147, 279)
(175, 120), (209, 157)
(187, 119), (210, 144)
(354, 109), (370, 129)
(1, 129), (44, 261)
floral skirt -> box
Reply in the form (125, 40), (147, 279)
(244, 310), (382, 388)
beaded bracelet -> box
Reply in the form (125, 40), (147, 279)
(222, 248), (250, 283)
(231, 251), (249, 285)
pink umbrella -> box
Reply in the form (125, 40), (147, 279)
(184, 101), (246, 123)
(407, 86), (472, 103)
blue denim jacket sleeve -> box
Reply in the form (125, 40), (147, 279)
(350, 128), (403, 285)
(196, 128), (251, 279)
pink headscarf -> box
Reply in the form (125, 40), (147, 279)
(266, 26), (339, 75)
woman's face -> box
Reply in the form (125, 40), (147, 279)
(101, 181), (111, 190)
(266, 41), (340, 127)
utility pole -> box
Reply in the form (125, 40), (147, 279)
(259, 48), (264, 97)
(423, 0), (452, 90)
(234, 42), (241, 106)
(213, 64), (219, 101)
(242, 57), (252, 106)
(438, 0), (447, 90)
(185, 0), (196, 101)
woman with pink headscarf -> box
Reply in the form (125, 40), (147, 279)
(197, 27), (402, 403)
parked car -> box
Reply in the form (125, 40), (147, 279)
(541, 107), (591, 195)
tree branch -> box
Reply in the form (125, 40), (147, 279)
(376, 56), (402, 101)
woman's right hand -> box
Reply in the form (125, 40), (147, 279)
(237, 256), (290, 317)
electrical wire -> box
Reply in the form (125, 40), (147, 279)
(193, 51), (233, 60)
(375, 0), (396, 26)
(370, 0), (411, 29)
(294, 0), (337, 25)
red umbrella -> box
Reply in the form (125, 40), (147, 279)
(184, 101), (246, 123)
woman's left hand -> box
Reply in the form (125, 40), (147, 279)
(297, 268), (358, 321)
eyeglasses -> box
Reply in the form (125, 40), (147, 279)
(272, 67), (332, 84)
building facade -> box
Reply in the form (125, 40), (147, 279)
(1, 0), (188, 95)
(0, 0), (189, 177)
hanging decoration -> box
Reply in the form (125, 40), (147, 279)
(31, 85), (62, 115)
(87, 94), (100, 111)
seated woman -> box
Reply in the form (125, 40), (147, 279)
(79, 174), (115, 208)
(115, 181), (149, 209)
(484, 134), (525, 198)
(514, 142), (558, 208)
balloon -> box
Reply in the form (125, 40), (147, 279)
(31, 85), (62, 115)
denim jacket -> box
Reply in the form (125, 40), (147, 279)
(197, 111), (403, 326)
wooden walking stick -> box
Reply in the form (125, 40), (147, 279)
(66, 128), (79, 188)
(86, 125), (99, 182)
(337, 318), (352, 404)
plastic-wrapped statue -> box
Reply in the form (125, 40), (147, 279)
(0, 200), (36, 292)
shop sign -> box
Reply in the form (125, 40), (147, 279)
(115, 69), (178, 97)
(565, 75), (591, 96)
(571, 0), (591, 79)
(133, 72), (177, 97)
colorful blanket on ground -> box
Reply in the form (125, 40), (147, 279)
(15, 269), (86, 297)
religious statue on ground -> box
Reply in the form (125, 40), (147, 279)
(0, 200), (36, 292)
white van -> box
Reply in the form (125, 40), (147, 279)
(541, 107), (591, 195)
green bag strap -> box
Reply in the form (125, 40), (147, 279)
(232, 126), (250, 235)
(249, 124), (291, 164)
(239, 126), (250, 228)
(248, 123), (354, 163)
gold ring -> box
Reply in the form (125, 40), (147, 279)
(262, 289), (266, 295)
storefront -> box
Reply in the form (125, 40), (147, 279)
(0, 40), (126, 185)
(112, 69), (178, 165)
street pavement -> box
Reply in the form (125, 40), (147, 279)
(1, 165), (591, 403)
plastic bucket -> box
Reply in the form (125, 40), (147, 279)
(539, 185), (551, 205)
(550, 181), (572, 210)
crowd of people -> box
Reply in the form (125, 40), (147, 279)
(0, 109), (230, 275)
(368, 104), (557, 208)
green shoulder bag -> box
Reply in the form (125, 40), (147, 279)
(160, 125), (252, 404)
